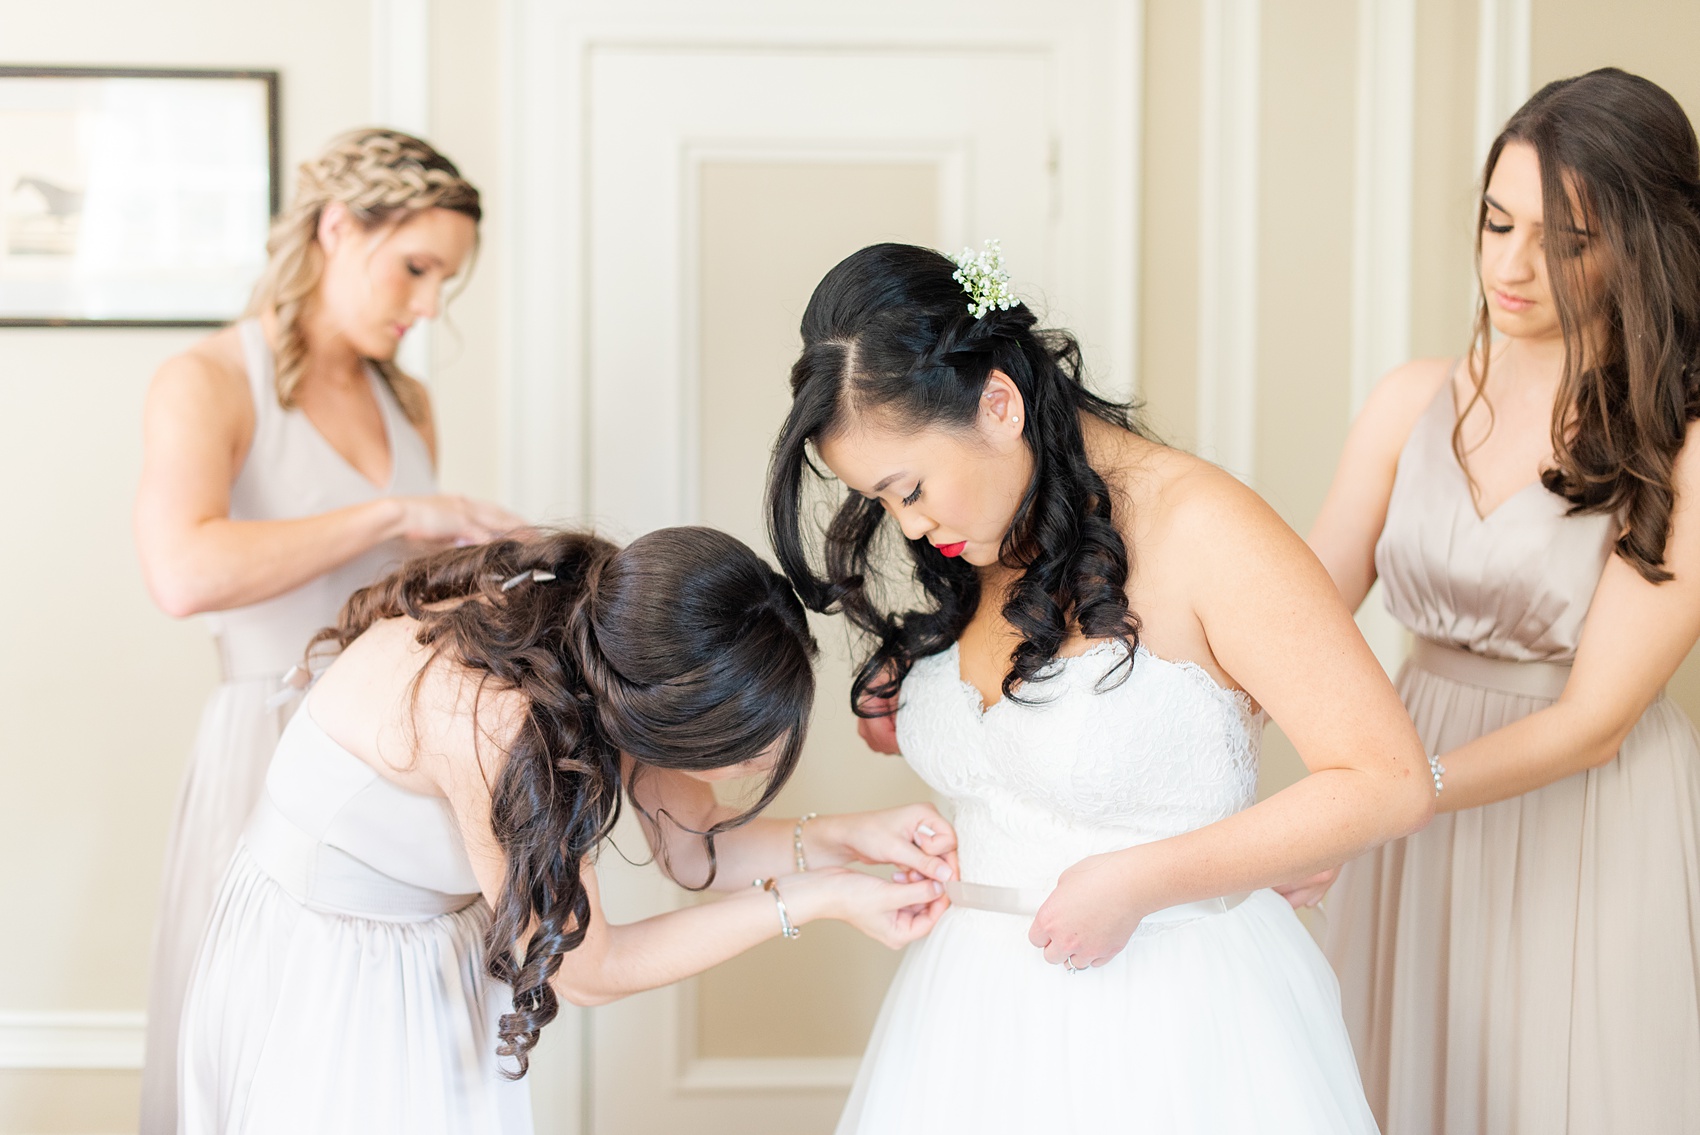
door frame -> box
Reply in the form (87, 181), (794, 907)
(500, 2), (1143, 1127)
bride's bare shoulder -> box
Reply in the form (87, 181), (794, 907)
(1096, 432), (1300, 571)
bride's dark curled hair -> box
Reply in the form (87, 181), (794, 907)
(307, 526), (816, 1076)
(767, 242), (1142, 711)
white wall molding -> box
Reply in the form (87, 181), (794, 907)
(1196, 0), (1260, 482)
(0, 1011), (144, 1070)
(1350, 0), (1417, 677)
(1349, 0), (1414, 413)
(370, 0), (431, 137)
(1474, 0), (1532, 166)
(675, 1056), (860, 1093)
(371, 0), (435, 381)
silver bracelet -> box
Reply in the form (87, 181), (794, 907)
(752, 877), (800, 940)
(793, 812), (818, 873)
(1428, 752), (1446, 796)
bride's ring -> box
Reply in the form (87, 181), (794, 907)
(1063, 955), (1081, 975)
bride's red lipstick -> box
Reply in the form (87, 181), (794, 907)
(935, 541), (967, 558)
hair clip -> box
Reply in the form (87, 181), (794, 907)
(952, 239), (1017, 319)
(500, 568), (558, 591)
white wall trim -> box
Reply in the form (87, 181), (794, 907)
(372, 0), (435, 381)
(1473, 0), (1531, 166)
(1349, 0), (1414, 413)
(1349, 0), (1417, 677)
(675, 1056), (860, 1094)
(1196, 0), (1260, 482)
(370, 0), (432, 137)
(0, 1011), (144, 1070)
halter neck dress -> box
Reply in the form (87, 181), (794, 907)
(139, 319), (437, 1133)
(1324, 377), (1700, 1134)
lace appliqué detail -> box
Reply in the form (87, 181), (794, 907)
(898, 639), (1261, 898)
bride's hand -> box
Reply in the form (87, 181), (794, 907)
(1027, 849), (1152, 970)
(787, 868), (950, 949)
(809, 804), (958, 884)
(1273, 865), (1339, 909)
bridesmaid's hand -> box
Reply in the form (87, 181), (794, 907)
(855, 666), (903, 755)
(788, 869), (950, 949)
(1028, 849), (1154, 970)
(809, 805), (958, 884)
(397, 494), (528, 547)
(1273, 865), (1340, 909)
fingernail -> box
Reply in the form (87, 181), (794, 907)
(937, 865), (953, 881)
(932, 882), (943, 894)
(917, 823), (937, 838)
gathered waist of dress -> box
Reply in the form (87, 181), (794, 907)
(212, 630), (307, 684)
(241, 793), (481, 922)
(943, 879), (1251, 925)
(1409, 637), (1573, 700)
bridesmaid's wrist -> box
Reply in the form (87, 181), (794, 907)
(797, 812), (850, 870)
(370, 497), (409, 542)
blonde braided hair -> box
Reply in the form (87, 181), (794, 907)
(244, 127), (482, 427)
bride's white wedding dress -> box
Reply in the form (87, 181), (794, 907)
(838, 639), (1378, 1134)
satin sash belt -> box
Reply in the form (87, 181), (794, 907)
(1410, 637), (1573, 700)
(945, 879), (1252, 924)
(242, 793), (480, 922)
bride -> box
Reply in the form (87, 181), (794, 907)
(766, 242), (1433, 1133)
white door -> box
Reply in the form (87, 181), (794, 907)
(506, 4), (1140, 1131)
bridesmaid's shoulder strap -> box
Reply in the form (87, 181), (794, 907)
(234, 318), (279, 423)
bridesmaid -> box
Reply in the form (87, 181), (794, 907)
(1298, 68), (1700, 1133)
(178, 528), (957, 1133)
(133, 127), (520, 1130)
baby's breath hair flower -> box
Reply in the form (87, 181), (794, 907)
(951, 239), (1018, 319)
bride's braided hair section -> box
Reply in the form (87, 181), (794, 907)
(245, 127), (482, 429)
(308, 527), (817, 1076)
(767, 243), (1143, 711)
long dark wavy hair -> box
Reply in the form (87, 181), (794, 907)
(1467, 67), (1700, 582)
(766, 242), (1142, 714)
(308, 526), (816, 1075)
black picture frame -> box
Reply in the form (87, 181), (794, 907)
(0, 65), (280, 328)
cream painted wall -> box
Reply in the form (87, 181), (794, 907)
(0, 2), (506, 1130)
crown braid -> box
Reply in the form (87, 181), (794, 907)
(244, 128), (482, 427)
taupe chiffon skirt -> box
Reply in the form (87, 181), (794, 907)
(1326, 643), (1700, 1134)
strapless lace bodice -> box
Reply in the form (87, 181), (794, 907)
(896, 639), (1261, 890)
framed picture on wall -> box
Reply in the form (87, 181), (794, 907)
(0, 66), (279, 327)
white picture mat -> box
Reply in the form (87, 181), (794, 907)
(0, 73), (273, 323)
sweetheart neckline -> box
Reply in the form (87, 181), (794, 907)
(944, 638), (1257, 722)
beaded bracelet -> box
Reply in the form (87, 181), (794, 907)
(793, 812), (818, 873)
(1428, 753), (1447, 796)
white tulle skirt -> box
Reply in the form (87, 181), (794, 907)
(838, 889), (1377, 1134)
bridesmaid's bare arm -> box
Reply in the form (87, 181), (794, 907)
(1308, 358), (1454, 610)
(418, 673), (948, 1008)
(1427, 421), (1700, 812)
(134, 348), (519, 616)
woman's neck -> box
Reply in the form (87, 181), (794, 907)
(1494, 333), (1568, 404)
(258, 304), (369, 391)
